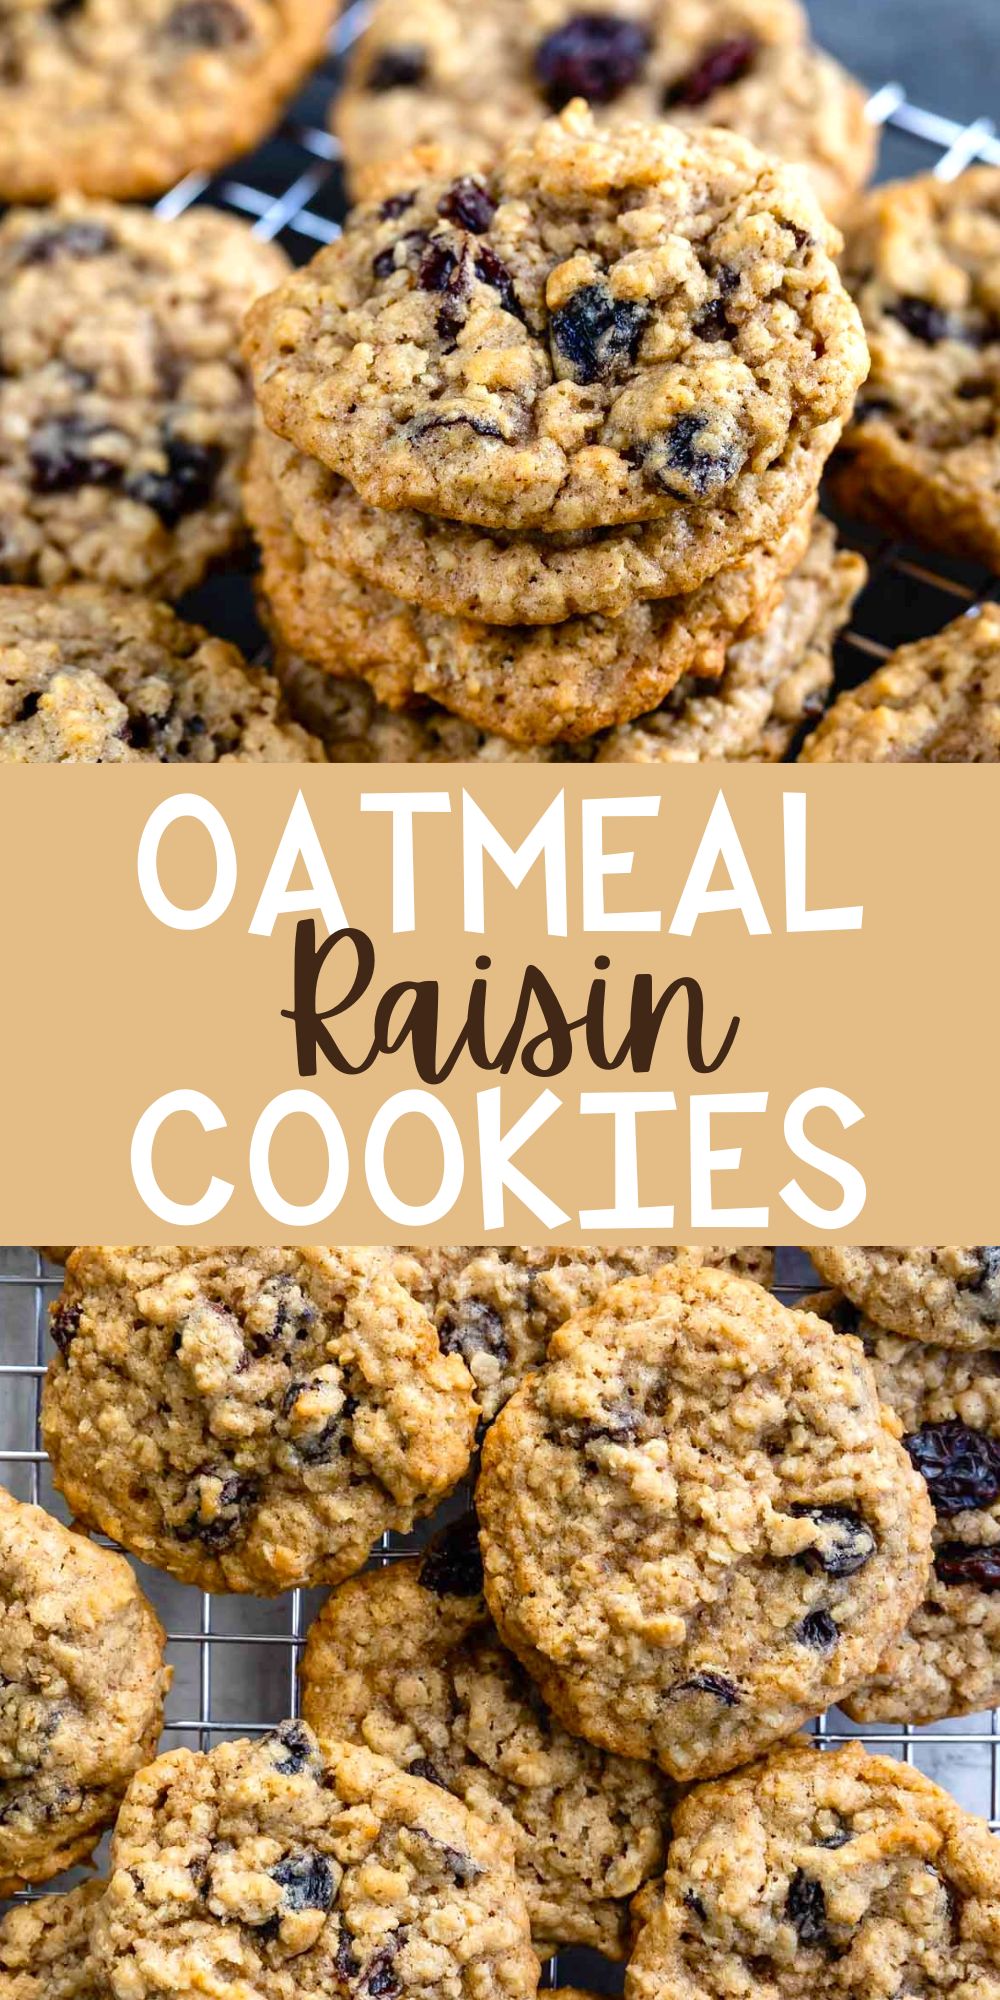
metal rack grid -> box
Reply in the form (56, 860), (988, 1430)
(1, 1245), (997, 1989)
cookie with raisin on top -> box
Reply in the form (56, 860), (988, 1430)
(336, 0), (873, 224)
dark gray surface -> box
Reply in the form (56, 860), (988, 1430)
(807, 0), (999, 128)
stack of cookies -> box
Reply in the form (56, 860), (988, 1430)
(243, 100), (869, 756)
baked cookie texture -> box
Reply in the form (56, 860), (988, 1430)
(300, 1521), (673, 1957)
(41, 1246), (478, 1594)
(249, 434), (811, 742)
(244, 102), (868, 537)
(275, 521), (864, 765)
(834, 167), (1000, 571)
(92, 1724), (539, 2000)
(389, 1244), (775, 1423)
(0, 588), (325, 764)
(0, 0), (336, 203)
(810, 1246), (1000, 1348)
(0, 1486), (170, 1895)
(0, 201), (287, 599)
(626, 1738), (1000, 2000)
(335, 0), (874, 224)
(0, 1880), (105, 2000)
(799, 605), (1000, 763)
(808, 1291), (1000, 1725)
(476, 1265), (933, 1781)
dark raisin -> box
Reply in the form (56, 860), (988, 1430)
(438, 178), (496, 233)
(437, 1299), (509, 1369)
(29, 417), (122, 494)
(125, 437), (221, 526)
(887, 296), (955, 345)
(797, 1608), (838, 1650)
(693, 297), (733, 342)
(50, 1301), (81, 1357)
(164, 0), (250, 43)
(786, 1869), (826, 1945)
(251, 1279), (317, 1355)
(474, 244), (524, 322)
(642, 411), (744, 500)
(417, 238), (472, 339)
(269, 1720), (318, 1776)
(17, 222), (114, 266)
(282, 1383), (357, 1463)
(669, 1672), (741, 1706)
(816, 1822), (852, 1849)
(408, 1756), (447, 1788)
(535, 12), (650, 108)
(965, 1249), (1000, 1303)
(904, 1420), (1000, 1517)
(366, 45), (426, 90)
(665, 35), (757, 107)
(791, 1505), (876, 1577)
(550, 282), (649, 384)
(270, 1852), (335, 1913)
(935, 1543), (1000, 1590)
(683, 1889), (706, 1920)
(563, 1407), (639, 1448)
(373, 245), (400, 278)
(178, 1470), (259, 1551)
(15, 692), (41, 723)
(409, 412), (505, 441)
(379, 192), (415, 221)
(335, 1932), (360, 1982)
(419, 1518), (484, 1598)
(363, 1940), (402, 1998)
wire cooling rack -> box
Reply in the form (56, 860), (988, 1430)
(0, 1244), (995, 1992)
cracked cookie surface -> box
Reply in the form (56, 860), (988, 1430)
(808, 1290), (1000, 1724)
(300, 1521), (672, 1957)
(476, 1266), (933, 1781)
(0, 0), (335, 203)
(249, 437), (810, 743)
(0, 588), (324, 763)
(0, 1486), (169, 1895)
(809, 1246), (1000, 1348)
(92, 1725), (538, 2000)
(626, 1738), (1000, 2000)
(41, 1247), (477, 1594)
(275, 521), (863, 765)
(336, 0), (873, 225)
(245, 103), (867, 537)
(0, 1880), (105, 2000)
(0, 200), (287, 598)
(833, 168), (1000, 570)
(799, 605), (1000, 763)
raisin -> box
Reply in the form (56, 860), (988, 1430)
(965, 1248), (1000, 1301)
(643, 412), (744, 500)
(50, 1301), (81, 1357)
(550, 282), (649, 384)
(363, 1940), (402, 1998)
(408, 1756), (447, 1788)
(665, 35), (757, 107)
(816, 1822), (852, 1849)
(791, 1505), (876, 1577)
(535, 13), (650, 109)
(373, 228), (430, 280)
(474, 245), (524, 322)
(335, 1932), (360, 1981)
(409, 412), (504, 441)
(15, 693), (40, 723)
(438, 178), (496, 233)
(125, 437), (221, 526)
(417, 238), (472, 339)
(269, 1720), (318, 1776)
(284, 1388), (358, 1465)
(669, 1672), (741, 1705)
(379, 193), (415, 221)
(797, 1608), (838, 1650)
(786, 1869), (826, 1945)
(935, 1543), (1000, 1590)
(270, 1852), (335, 1913)
(693, 297), (733, 342)
(17, 222), (114, 266)
(29, 417), (122, 494)
(179, 1470), (259, 1551)
(437, 1299), (509, 1369)
(904, 1420), (1000, 1517)
(683, 1889), (706, 1920)
(563, 1408), (640, 1448)
(887, 296), (955, 345)
(164, 0), (250, 43)
(419, 1518), (484, 1598)
(366, 45), (426, 90)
